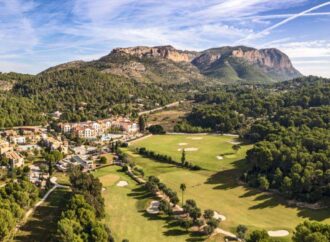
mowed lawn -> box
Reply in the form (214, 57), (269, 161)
(127, 134), (330, 235)
(130, 134), (250, 171)
(93, 166), (207, 242)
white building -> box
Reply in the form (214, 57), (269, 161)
(10, 136), (26, 145)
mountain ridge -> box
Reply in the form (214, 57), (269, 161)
(42, 45), (302, 84)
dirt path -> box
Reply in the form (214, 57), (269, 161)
(138, 101), (181, 116)
(127, 134), (153, 145)
(16, 177), (69, 229)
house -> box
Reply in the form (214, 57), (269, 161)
(52, 111), (62, 119)
(71, 155), (93, 170)
(120, 121), (139, 133)
(0, 139), (13, 154)
(76, 127), (97, 139)
(5, 151), (24, 168)
(62, 123), (72, 133)
(9, 136), (26, 145)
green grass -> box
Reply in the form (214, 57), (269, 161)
(130, 134), (250, 172)
(94, 166), (208, 242)
(127, 134), (330, 237)
(53, 171), (71, 186)
(13, 187), (71, 242)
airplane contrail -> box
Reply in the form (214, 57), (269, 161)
(239, 1), (330, 42)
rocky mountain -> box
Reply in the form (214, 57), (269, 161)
(43, 45), (302, 84)
(193, 46), (301, 82)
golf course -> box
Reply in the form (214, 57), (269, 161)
(95, 134), (330, 241)
(93, 166), (207, 242)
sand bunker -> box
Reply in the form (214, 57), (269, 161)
(187, 137), (203, 140)
(177, 148), (199, 151)
(228, 141), (241, 145)
(216, 156), (224, 160)
(146, 200), (160, 214)
(178, 143), (188, 146)
(213, 211), (226, 221)
(267, 230), (289, 237)
(116, 181), (128, 187)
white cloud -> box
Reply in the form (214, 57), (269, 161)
(0, 0), (38, 54)
(0, 0), (329, 77)
(271, 40), (330, 58)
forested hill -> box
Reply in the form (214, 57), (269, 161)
(12, 68), (186, 122)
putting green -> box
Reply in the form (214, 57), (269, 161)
(127, 134), (330, 235)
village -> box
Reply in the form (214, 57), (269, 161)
(0, 114), (141, 188)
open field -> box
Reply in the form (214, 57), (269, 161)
(93, 166), (208, 242)
(146, 101), (192, 132)
(126, 134), (330, 237)
(53, 171), (70, 186)
(13, 187), (71, 242)
(100, 153), (114, 163)
(148, 110), (187, 131)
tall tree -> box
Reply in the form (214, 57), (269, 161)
(181, 149), (186, 166)
(138, 115), (147, 132)
(180, 183), (186, 206)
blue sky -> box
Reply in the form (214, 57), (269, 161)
(0, 0), (330, 77)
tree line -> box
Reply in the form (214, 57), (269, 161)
(137, 147), (201, 170)
(0, 181), (39, 240)
(56, 167), (114, 242)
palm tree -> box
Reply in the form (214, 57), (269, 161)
(180, 183), (186, 206)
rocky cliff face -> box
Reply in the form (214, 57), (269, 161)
(112, 45), (197, 62)
(191, 46), (301, 81)
(232, 48), (294, 70)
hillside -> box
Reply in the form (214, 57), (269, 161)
(44, 45), (302, 84)
(1, 44), (303, 126)
(13, 68), (185, 123)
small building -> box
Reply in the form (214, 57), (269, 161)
(52, 111), (62, 119)
(9, 136), (26, 145)
(0, 139), (13, 154)
(5, 151), (24, 168)
(61, 123), (72, 133)
(71, 155), (93, 170)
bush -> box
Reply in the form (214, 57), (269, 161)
(202, 225), (214, 235)
(236, 224), (248, 239)
(207, 218), (219, 229)
(148, 125), (166, 134)
(178, 218), (193, 231)
(99, 156), (107, 164)
(203, 209), (214, 220)
(246, 230), (269, 242)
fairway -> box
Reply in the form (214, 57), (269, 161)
(127, 134), (330, 235)
(93, 166), (207, 242)
(130, 134), (250, 171)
